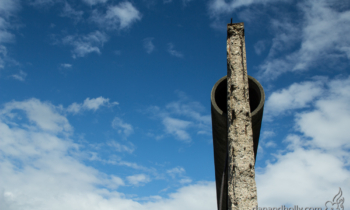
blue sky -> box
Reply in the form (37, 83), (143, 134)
(0, 0), (349, 209)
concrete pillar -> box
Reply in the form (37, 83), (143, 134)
(227, 22), (258, 210)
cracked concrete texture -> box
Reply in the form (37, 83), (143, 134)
(227, 22), (258, 210)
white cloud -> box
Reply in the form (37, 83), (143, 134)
(254, 40), (268, 55)
(256, 76), (350, 207)
(83, 97), (109, 110)
(166, 166), (192, 185)
(67, 96), (118, 114)
(0, 0), (20, 17)
(106, 175), (125, 189)
(61, 63), (72, 68)
(256, 148), (350, 207)
(0, 100), (115, 205)
(265, 141), (276, 148)
(182, 0), (193, 6)
(143, 37), (155, 54)
(28, 0), (55, 7)
(107, 141), (134, 153)
(144, 182), (216, 210)
(179, 178), (192, 184)
(260, 130), (275, 141)
(106, 157), (153, 172)
(147, 91), (211, 141)
(81, 0), (108, 6)
(0, 0), (19, 69)
(259, 1), (350, 79)
(60, 2), (83, 23)
(267, 19), (301, 59)
(91, 2), (141, 30)
(0, 98), (218, 210)
(265, 79), (325, 118)
(166, 100), (211, 125)
(1, 98), (72, 134)
(259, 131), (276, 149)
(11, 70), (27, 81)
(126, 174), (151, 186)
(62, 31), (108, 58)
(167, 166), (185, 178)
(167, 43), (183, 58)
(163, 117), (192, 141)
(208, 0), (284, 18)
(0, 20), (15, 44)
(0, 46), (7, 69)
(111, 117), (133, 137)
(295, 76), (350, 150)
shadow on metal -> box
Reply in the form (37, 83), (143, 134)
(211, 75), (265, 210)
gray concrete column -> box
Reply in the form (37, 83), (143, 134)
(226, 22), (258, 210)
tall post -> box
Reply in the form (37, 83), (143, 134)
(227, 22), (258, 210)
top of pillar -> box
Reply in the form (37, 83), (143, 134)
(227, 22), (244, 26)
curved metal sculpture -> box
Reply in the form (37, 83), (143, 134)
(211, 75), (265, 210)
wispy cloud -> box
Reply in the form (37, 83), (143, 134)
(111, 117), (134, 137)
(81, 0), (108, 6)
(60, 2), (83, 23)
(179, 178), (192, 184)
(166, 166), (192, 184)
(165, 100), (211, 125)
(0, 24), (15, 44)
(107, 141), (135, 153)
(294, 76), (350, 150)
(208, 0), (282, 18)
(145, 182), (216, 209)
(182, 0), (193, 7)
(11, 70), (27, 81)
(162, 117), (192, 141)
(106, 175), (125, 189)
(265, 78), (326, 119)
(0, 0), (19, 69)
(62, 31), (109, 58)
(91, 2), (141, 30)
(60, 63), (72, 68)
(167, 43), (183, 58)
(105, 156), (154, 172)
(143, 37), (155, 54)
(254, 40), (268, 55)
(166, 166), (185, 178)
(126, 174), (151, 186)
(260, 130), (275, 141)
(67, 96), (118, 114)
(114, 50), (122, 55)
(1, 98), (72, 134)
(28, 0), (55, 7)
(147, 91), (211, 142)
(258, 1), (350, 80)
(0, 46), (7, 69)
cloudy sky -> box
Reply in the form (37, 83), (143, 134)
(0, 0), (349, 209)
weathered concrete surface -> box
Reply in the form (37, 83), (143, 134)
(227, 22), (258, 210)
